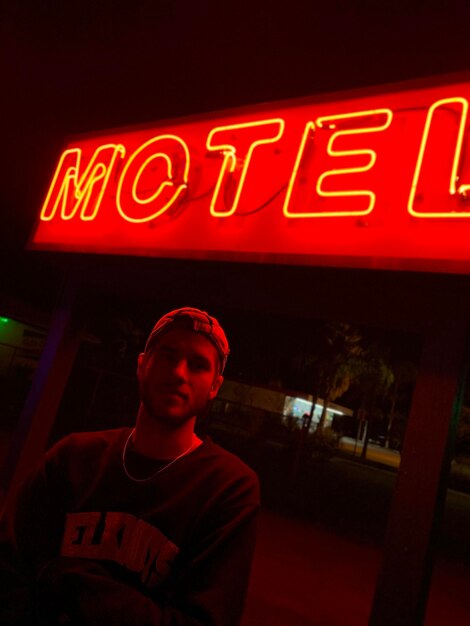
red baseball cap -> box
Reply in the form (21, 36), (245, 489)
(145, 307), (230, 373)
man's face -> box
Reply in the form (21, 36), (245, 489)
(137, 327), (223, 428)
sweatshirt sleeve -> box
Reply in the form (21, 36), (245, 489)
(1, 435), (260, 626)
(165, 472), (260, 626)
(0, 448), (66, 625)
(35, 473), (260, 626)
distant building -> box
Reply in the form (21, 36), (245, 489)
(217, 378), (352, 432)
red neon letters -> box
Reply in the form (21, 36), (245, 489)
(116, 135), (190, 223)
(206, 119), (285, 217)
(40, 144), (125, 221)
(31, 77), (470, 274)
(283, 109), (393, 218)
(39, 97), (470, 225)
(408, 98), (470, 217)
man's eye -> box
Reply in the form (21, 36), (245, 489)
(159, 350), (177, 363)
(191, 360), (209, 371)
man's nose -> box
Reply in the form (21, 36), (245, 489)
(172, 358), (189, 380)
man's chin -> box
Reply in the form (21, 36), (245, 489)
(153, 413), (192, 429)
(143, 400), (194, 429)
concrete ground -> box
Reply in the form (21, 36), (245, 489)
(243, 507), (470, 626)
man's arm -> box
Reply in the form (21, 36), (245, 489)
(35, 476), (259, 626)
(1, 435), (260, 626)
(169, 481), (259, 626)
(0, 453), (65, 625)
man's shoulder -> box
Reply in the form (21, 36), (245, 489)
(200, 437), (260, 497)
(47, 427), (130, 461)
(202, 437), (253, 471)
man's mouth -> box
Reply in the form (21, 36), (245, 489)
(159, 388), (187, 400)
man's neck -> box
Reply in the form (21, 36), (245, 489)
(132, 404), (201, 459)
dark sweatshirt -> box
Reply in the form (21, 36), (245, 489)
(0, 427), (260, 626)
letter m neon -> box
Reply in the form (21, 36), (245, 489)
(40, 144), (125, 221)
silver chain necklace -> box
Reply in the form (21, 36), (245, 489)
(122, 428), (197, 482)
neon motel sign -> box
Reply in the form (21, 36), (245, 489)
(30, 75), (470, 273)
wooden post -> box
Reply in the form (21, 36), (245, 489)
(368, 318), (468, 626)
(0, 269), (85, 514)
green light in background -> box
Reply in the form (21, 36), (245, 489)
(0, 317), (10, 323)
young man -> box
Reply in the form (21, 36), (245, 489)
(0, 307), (260, 626)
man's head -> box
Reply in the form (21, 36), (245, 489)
(144, 307), (229, 374)
(137, 307), (229, 428)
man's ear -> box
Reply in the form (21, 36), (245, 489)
(137, 352), (146, 380)
(209, 375), (224, 401)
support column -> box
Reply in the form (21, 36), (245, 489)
(0, 269), (85, 513)
(369, 318), (467, 626)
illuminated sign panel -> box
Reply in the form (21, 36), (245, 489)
(30, 75), (470, 273)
